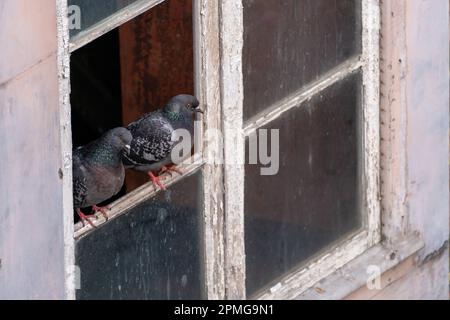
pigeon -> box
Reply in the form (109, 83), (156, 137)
(123, 94), (202, 190)
(73, 127), (132, 227)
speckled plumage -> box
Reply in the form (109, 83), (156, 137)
(123, 94), (201, 173)
(73, 127), (132, 209)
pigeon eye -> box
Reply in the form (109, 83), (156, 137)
(187, 104), (192, 108)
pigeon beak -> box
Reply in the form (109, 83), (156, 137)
(125, 144), (131, 151)
(194, 109), (204, 114)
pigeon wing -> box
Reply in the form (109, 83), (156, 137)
(72, 151), (88, 208)
(124, 112), (175, 167)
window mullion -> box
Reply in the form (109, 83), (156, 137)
(56, 0), (76, 300)
(195, 0), (227, 300)
(361, 0), (381, 246)
(220, 0), (246, 300)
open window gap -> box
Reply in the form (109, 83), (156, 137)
(71, 0), (205, 300)
(70, 0), (195, 223)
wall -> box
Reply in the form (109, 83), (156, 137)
(0, 0), (68, 299)
(347, 0), (449, 300)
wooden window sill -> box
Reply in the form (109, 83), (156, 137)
(291, 233), (424, 300)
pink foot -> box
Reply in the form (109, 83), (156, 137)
(148, 171), (166, 190)
(160, 165), (183, 177)
(92, 205), (110, 220)
(77, 208), (97, 228)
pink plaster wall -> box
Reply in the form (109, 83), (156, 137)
(0, 0), (66, 299)
(0, 0), (57, 85)
(352, 0), (449, 300)
(404, 0), (449, 257)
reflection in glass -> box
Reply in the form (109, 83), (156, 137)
(76, 171), (203, 299)
(245, 72), (362, 296)
(68, 0), (141, 38)
(243, 0), (361, 120)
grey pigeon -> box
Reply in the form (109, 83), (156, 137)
(73, 127), (132, 227)
(123, 94), (202, 190)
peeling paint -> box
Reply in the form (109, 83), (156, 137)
(56, 0), (75, 300)
(253, 0), (381, 300)
(220, 0), (246, 300)
(195, 0), (226, 299)
(69, 0), (165, 52)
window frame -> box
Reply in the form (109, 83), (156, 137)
(57, 0), (424, 300)
(56, 0), (76, 300)
(69, 0), (165, 52)
(219, 0), (381, 299)
(62, 0), (224, 299)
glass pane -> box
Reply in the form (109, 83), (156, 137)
(243, 0), (361, 120)
(68, 0), (141, 38)
(245, 72), (362, 296)
(76, 171), (204, 299)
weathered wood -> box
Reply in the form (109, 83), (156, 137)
(74, 154), (203, 239)
(220, 0), (247, 300)
(256, 231), (371, 299)
(297, 233), (424, 300)
(367, 253), (448, 300)
(194, 0), (227, 299)
(56, 0), (76, 300)
(361, 0), (381, 246)
(247, 0), (380, 299)
(379, 0), (409, 244)
(345, 255), (417, 300)
(69, 0), (165, 52)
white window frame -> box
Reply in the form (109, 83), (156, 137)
(69, 0), (165, 52)
(56, 0), (425, 300)
(218, 0), (382, 299)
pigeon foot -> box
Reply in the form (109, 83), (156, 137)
(92, 205), (110, 221)
(159, 165), (183, 177)
(76, 209), (97, 228)
(148, 171), (167, 191)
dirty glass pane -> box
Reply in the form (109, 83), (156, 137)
(243, 0), (361, 120)
(245, 72), (362, 296)
(76, 171), (203, 299)
(68, 0), (140, 38)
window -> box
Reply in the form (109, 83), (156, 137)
(62, 0), (380, 299)
(220, 0), (380, 299)
(241, 0), (380, 297)
(69, 0), (202, 299)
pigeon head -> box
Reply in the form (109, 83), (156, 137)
(104, 127), (132, 153)
(164, 94), (202, 120)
